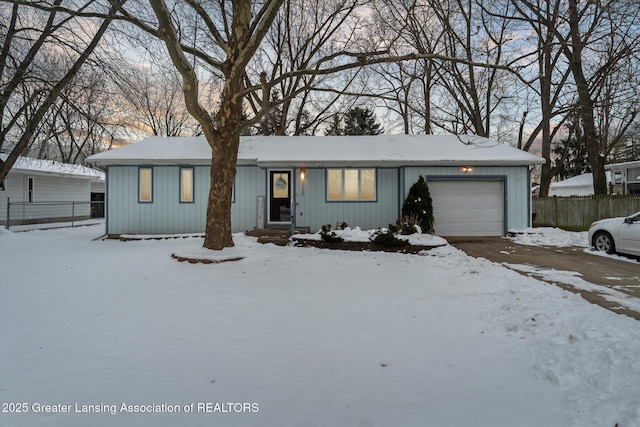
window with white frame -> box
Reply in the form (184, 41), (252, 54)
(180, 167), (194, 203)
(327, 169), (376, 201)
(139, 168), (153, 203)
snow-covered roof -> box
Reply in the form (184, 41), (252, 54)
(550, 171), (618, 189)
(2, 154), (105, 181)
(86, 135), (544, 167)
(550, 173), (594, 188)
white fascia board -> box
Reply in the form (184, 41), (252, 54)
(255, 159), (545, 168)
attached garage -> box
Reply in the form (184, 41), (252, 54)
(429, 180), (504, 236)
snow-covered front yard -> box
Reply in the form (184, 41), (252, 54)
(1, 225), (639, 427)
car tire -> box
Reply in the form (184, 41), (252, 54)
(593, 231), (615, 254)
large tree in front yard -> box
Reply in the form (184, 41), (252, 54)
(148, 0), (285, 249)
(145, 0), (420, 249)
(146, 0), (372, 249)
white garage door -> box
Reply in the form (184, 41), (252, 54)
(429, 180), (504, 236)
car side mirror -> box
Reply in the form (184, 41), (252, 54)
(624, 218), (634, 224)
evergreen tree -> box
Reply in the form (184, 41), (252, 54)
(552, 121), (591, 180)
(255, 91), (284, 135)
(294, 109), (313, 135)
(402, 175), (434, 234)
(325, 113), (344, 136)
(344, 107), (383, 135)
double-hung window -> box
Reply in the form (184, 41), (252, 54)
(327, 169), (376, 201)
(139, 167), (153, 203)
(180, 167), (194, 203)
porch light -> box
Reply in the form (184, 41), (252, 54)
(300, 168), (306, 181)
(461, 166), (474, 173)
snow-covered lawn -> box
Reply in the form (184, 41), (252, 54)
(1, 225), (639, 427)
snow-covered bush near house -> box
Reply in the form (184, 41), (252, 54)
(368, 228), (409, 247)
(294, 226), (447, 247)
(1, 225), (640, 427)
(319, 224), (344, 243)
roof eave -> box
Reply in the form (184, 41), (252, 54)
(256, 159), (545, 167)
(87, 158), (214, 166)
(10, 167), (98, 180)
(88, 157), (545, 167)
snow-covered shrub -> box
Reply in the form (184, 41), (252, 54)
(402, 175), (434, 234)
(369, 229), (408, 247)
(320, 224), (344, 243)
(394, 214), (422, 235)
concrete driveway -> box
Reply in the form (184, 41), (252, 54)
(447, 237), (640, 321)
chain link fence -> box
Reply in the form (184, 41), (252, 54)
(3, 198), (104, 229)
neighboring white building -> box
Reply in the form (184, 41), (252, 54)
(606, 160), (640, 195)
(548, 173), (598, 197)
(544, 162), (638, 197)
(0, 155), (105, 226)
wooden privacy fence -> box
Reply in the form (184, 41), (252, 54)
(532, 195), (640, 230)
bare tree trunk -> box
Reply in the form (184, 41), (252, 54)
(538, 0), (554, 198)
(151, 0), (284, 249)
(567, 0), (607, 195)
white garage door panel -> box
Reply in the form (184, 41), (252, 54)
(430, 180), (504, 236)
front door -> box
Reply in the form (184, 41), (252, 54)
(269, 170), (292, 224)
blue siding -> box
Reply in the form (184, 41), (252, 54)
(107, 166), (201, 234)
(294, 168), (399, 232)
(232, 166), (262, 231)
(106, 165), (264, 235)
(105, 164), (532, 235)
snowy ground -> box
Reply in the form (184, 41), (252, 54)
(507, 227), (640, 313)
(509, 227), (589, 248)
(1, 225), (640, 427)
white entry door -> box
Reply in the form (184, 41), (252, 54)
(429, 180), (504, 236)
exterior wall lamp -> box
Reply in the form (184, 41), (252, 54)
(461, 166), (474, 173)
(300, 168), (306, 196)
